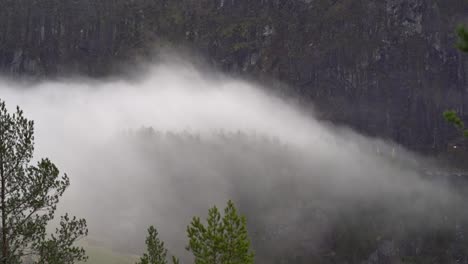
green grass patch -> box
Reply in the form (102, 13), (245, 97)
(78, 240), (138, 264)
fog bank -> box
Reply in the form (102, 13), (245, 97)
(0, 59), (462, 262)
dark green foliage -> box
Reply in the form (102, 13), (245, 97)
(0, 99), (87, 264)
(186, 200), (254, 264)
(137, 226), (178, 264)
(457, 26), (468, 52)
(443, 108), (468, 139)
(443, 27), (468, 138)
(444, 27), (468, 137)
(444, 110), (465, 130)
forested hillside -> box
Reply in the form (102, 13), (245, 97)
(1, 0), (468, 153)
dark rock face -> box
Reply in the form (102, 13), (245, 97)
(1, 0), (468, 153)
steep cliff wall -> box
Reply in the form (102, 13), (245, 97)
(1, 0), (468, 153)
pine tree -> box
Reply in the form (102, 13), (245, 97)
(0, 99), (87, 263)
(137, 226), (179, 264)
(36, 214), (88, 264)
(186, 200), (254, 264)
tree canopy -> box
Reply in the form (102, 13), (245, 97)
(0, 99), (87, 264)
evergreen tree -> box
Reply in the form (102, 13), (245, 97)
(36, 214), (88, 264)
(137, 226), (179, 264)
(186, 200), (254, 264)
(0, 99), (87, 264)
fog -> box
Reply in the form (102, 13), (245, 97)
(0, 58), (463, 262)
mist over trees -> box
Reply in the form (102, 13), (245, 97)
(1, 63), (468, 262)
(2, 0), (468, 154)
(0, 75), (468, 263)
(1, 101), (467, 263)
(81, 127), (468, 263)
(0, 97), (257, 264)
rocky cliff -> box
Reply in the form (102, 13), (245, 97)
(1, 0), (468, 153)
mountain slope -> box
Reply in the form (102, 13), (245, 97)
(1, 0), (468, 153)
